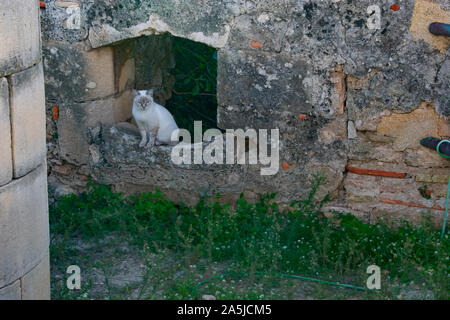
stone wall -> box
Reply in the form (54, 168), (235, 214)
(41, 0), (449, 225)
(42, 2), (176, 196)
(0, 1), (50, 299)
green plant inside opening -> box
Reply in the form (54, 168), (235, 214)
(165, 36), (218, 136)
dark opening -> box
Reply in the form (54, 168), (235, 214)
(164, 36), (218, 136)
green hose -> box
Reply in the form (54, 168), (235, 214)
(436, 141), (449, 241)
(441, 177), (450, 241)
(190, 270), (365, 298)
(270, 272), (365, 290)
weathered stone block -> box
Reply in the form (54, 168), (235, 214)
(404, 148), (450, 168)
(43, 41), (86, 101)
(0, 163), (49, 288)
(118, 58), (135, 92)
(58, 90), (133, 164)
(0, 77), (12, 186)
(371, 206), (444, 227)
(410, 0), (450, 54)
(348, 140), (403, 163)
(217, 49), (312, 129)
(21, 253), (50, 300)
(82, 46), (116, 100)
(432, 174), (450, 184)
(415, 173), (433, 183)
(0, 280), (21, 300)
(344, 173), (380, 202)
(9, 63), (46, 178)
(0, 1), (41, 76)
(376, 102), (441, 151)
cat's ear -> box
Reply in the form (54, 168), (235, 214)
(146, 89), (154, 96)
(132, 89), (140, 97)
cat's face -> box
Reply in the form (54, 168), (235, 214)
(133, 89), (154, 111)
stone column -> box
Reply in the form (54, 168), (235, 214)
(0, 1), (50, 300)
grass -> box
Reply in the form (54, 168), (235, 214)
(49, 176), (449, 300)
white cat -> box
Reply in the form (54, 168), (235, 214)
(132, 89), (179, 148)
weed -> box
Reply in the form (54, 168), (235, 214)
(50, 176), (449, 300)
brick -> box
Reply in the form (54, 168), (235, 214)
(82, 46), (116, 100)
(9, 63), (46, 178)
(0, 1), (41, 76)
(0, 280), (21, 300)
(0, 163), (49, 288)
(345, 166), (406, 178)
(250, 41), (262, 49)
(380, 198), (444, 211)
(0, 77), (12, 186)
(21, 253), (50, 300)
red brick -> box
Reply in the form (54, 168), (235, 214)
(380, 198), (444, 211)
(250, 41), (262, 49)
(345, 166), (407, 178)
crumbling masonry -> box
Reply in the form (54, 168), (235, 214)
(42, 0), (449, 225)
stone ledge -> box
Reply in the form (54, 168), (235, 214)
(87, 123), (345, 205)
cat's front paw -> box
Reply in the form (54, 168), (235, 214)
(139, 140), (146, 148)
(146, 140), (155, 148)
